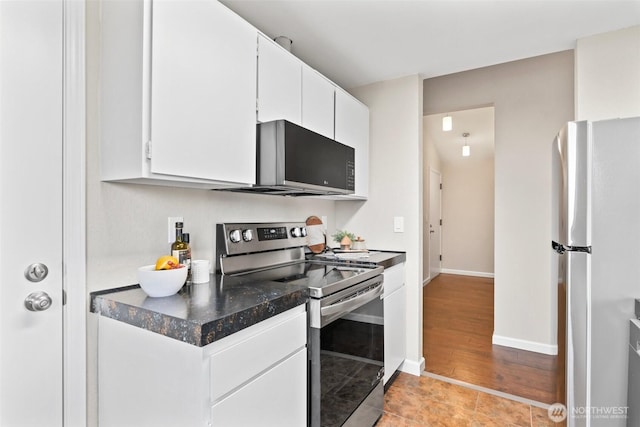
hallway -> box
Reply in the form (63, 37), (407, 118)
(423, 274), (561, 404)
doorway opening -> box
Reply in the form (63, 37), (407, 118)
(422, 107), (559, 404)
(424, 106), (495, 281)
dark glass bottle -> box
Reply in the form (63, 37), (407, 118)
(171, 222), (189, 272)
(182, 233), (192, 283)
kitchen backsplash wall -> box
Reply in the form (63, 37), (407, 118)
(86, 179), (336, 292)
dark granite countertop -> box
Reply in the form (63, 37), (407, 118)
(90, 273), (308, 347)
(307, 250), (406, 270)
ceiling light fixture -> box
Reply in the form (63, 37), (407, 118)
(462, 132), (470, 157)
(442, 115), (452, 132)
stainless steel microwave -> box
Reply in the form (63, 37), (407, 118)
(223, 120), (355, 196)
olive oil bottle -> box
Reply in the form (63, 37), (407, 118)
(171, 222), (190, 276)
(182, 232), (192, 283)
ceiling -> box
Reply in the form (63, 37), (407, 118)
(424, 107), (495, 165)
(221, 0), (640, 89)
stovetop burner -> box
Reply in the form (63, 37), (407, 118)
(216, 222), (383, 298)
(232, 260), (382, 298)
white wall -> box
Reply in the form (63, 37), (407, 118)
(336, 75), (424, 374)
(441, 158), (495, 275)
(85, 3), (336, 425)
(576, 25), (640, 121)
(423, 50), (574, 355)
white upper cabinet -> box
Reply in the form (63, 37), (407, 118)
(100, 0), (257, 188)
(257, 34), (302, 125)
(256, 37), (336, 140)
(301, 65), (335, 139)
(335, 88), (370, 199)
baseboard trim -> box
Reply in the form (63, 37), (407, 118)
(441, 268), (494, 278)
(399, 357), (425, 376)
(423, 276), (431, 286)
(492, 334), (558, 355)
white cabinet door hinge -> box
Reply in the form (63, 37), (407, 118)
(146, 141), (152, 159)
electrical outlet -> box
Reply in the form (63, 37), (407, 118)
(168, 216), (183, 243)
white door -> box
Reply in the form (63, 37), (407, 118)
(0, 1), (64, 425)
(429, 169), (442, 279)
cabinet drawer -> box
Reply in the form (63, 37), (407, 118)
(210, 307), (306, 403)
(211, 348), (307, 426)
(383, 264), (405, 296)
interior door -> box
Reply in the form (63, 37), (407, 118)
(0, 1), (64, 425)
(429, 169), (442, 279)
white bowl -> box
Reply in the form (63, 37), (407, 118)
(137, 264), (187, 298)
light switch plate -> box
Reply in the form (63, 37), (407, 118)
(393, 216), (404, 233)
(168, 216), (184, 243)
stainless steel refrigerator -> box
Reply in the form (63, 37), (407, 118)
(552, 117), (640, 427)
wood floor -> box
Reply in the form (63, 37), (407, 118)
(423, 273), (562, 405)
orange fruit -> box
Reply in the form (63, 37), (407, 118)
(155, 255), (180, 270)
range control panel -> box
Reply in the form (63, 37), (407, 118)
(257, 226), (290, 241)
(216, 222), (308, 257)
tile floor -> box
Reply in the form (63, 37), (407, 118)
(378, 373), (562, 427)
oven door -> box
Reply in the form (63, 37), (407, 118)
(309, 275), (384, 427)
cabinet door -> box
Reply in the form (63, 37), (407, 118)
(302, 65), (335, 139)
(257, 34), (302, 125)
(211, 349), (307, 427)
(384, 285), (406, 384)
(150, 0), (256, 185)
(335, 89), (369, 199)
(383, 264), (406, 384)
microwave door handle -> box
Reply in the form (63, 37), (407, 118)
(320, 282), (384, 319)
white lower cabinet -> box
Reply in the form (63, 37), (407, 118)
(211, 350), (306, 425)
(383, 264), (406, 384)
(97, 305), (307, 427)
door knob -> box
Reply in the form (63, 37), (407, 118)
(24, 263), (48, 282)
(24, 291), (52, 312)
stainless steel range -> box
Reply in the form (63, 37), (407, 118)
(216, 222), (385, 427)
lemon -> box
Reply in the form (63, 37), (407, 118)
(155, 255), (179, 270)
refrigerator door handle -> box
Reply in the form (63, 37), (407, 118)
(552, 240), (592, 255)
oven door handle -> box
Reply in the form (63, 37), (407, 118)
(320, 280), (384, 319)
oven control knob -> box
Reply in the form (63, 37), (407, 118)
(290, 227), (302, 238)
(229, 229), (242, 243)
(242, 229), (253, 242)
(300, 227), (307, 237)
